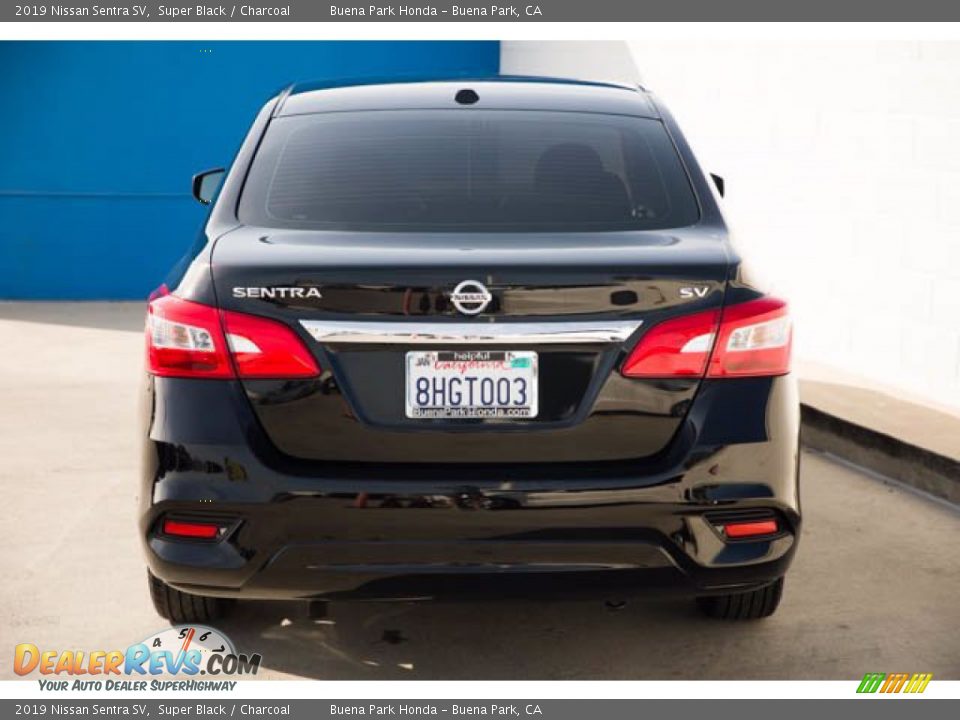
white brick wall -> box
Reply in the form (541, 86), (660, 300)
(626, 40), (960, 411)
(500, 40), (640, 87)
(502, 40), (960, 411)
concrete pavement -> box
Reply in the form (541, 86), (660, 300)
(0, 302), (957, 680)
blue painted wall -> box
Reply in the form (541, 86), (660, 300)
(0, 41), (500, 299)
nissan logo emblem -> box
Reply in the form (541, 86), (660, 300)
(449, 280), (492, 316)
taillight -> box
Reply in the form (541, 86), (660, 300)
(622, 297), (791, 379)
(147, 294), (233, 378)
(222, 310), (319, 378)
(146, 291), (320, 379)
(620, 308), (720, 377)
(706, 297), (791, 378)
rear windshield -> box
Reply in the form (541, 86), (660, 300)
(238, 110), (700, 233)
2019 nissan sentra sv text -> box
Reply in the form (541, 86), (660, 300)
(140, 77), (800, 623)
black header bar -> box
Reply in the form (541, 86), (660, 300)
(7, 0), (960, 22)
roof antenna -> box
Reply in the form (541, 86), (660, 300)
(455, 88), (479, 105)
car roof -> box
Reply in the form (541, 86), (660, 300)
(275, 75), (659, 119)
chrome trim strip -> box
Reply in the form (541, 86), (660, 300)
(299, 320), (643, 345)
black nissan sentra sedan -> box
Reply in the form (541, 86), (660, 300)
(141, 77), (799, 624)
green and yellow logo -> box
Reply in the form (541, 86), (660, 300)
(857, 672), (933, 694)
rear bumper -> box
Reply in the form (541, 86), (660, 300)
(140, 375), (801, 601)
(148, 518), (796, 602)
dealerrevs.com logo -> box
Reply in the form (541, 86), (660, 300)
(14, 626), (261, 691)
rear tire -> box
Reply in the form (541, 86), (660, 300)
(696, 576), (784, 620)
(148, 571), (230, 624)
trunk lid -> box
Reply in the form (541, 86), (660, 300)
(211, 226), (729, 464)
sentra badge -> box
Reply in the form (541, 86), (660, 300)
(233, 287), (322, 299)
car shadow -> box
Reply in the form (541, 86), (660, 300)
(215, 596), (743, 680)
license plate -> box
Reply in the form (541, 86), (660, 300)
(405, 350), (538, 419)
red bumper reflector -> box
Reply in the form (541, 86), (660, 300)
(724, 519), (779, 538)
(162, 519), (220, 539)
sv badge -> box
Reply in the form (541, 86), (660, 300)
(679, 286), (710, 299)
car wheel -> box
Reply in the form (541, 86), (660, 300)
(148, 571), (230, 624)
(696, 577), (784, 620)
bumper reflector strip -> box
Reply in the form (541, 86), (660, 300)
(723, 519), (779, 539)
(162, 519), (220, 539)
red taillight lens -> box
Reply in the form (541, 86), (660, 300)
(162, 519), (221, 539)
(621, 308), (720, 378)
(723, 519), (779, 539)
(146, 294), (233, 378)
(146, 292), (320, 379)
(222, 310), (320, 379)
(621, 297), (791, 379)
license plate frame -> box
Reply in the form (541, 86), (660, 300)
(404, 350), (539, 420)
